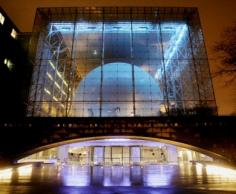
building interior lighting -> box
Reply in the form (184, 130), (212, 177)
(0, 12), (5, 25)
(4, 58), (14, 70)
(17, 164), (33, 177)
(10, 28), (17, 39)
(0, 168), (13, 180)
(205, 164), (236, 179)
(159, 104), (167, 113)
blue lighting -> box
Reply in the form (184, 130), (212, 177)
(49, 22), (184, 33)
(155, 24), (188, 80)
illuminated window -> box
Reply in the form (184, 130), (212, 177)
(11, 28), (17, 39)
(0, 12), (5, 25)
(4, 58), (14, 70)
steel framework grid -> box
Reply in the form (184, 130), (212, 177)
(27, 7), (217, 117)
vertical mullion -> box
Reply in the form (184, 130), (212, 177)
(65, 13), (77, 117)
(130, 8), (136, 117)
(100, 8), (105, 117)
(158, 16), (170, 115)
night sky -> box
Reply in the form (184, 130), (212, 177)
(1, 0), (236, 115)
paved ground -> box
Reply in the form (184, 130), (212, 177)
(1, 185), (236, 194)
(0, 163), (236, 194)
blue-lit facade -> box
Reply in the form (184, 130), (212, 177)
(28, 7), (216, 117)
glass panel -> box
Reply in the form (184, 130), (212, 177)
(28, 7), (217, 117)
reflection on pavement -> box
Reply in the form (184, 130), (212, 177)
(0, 163), (236, 194)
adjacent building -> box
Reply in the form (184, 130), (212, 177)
(0, 7), (31, 118)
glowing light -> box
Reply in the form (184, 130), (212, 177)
(17, 164), (32, 177)
(160, 104), (167, 113)
(48, 61), (68, 87)
(56, 71), (63, 79)
(4, 58), (14, 70)
(143, 165), (173, 186)
(62, 90), (66, 96)
(105, 138), (131, 142)
(49, 22), (182, 34)
(155, 24), (187, 80)
(55, 81), (61, 90)
(4, 58), (7, 65)
(54, 81), (67, 95)
(11, 28), (17, 39)
(0, 168), (13, 180)
(0, 12), (5, 25)
(178, 151), (183, 158)
(62, 166), (91, 186)
(63, 80), (68, 87)
(93, 50), (97, 55)
(206, 164), (236, 179)
(49, 60), (55, 70)
(164, 24), (187, 65)
(44, 88), (51, 95)
(47, 72), (53, 80)
(53, 96), (58, 101)
(196, 163), (203, 175)
(186, 150), (192, 161)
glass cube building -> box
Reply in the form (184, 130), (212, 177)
(27, 7), (216, 117)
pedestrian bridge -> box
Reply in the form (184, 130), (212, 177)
(0, 116), (235, 165)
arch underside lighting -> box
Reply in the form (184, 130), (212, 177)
(17, 136), (225, 165)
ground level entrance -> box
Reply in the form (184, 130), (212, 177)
(18, 138), (213, 165)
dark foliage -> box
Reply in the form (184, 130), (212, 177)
(214, 22), (236, 83)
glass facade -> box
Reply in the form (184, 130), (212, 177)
(28, 7), (216, 117)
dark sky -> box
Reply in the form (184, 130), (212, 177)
(1, 0), (236, 115)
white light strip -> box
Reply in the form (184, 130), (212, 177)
(155, 24), (187, 80)
(55, 81), (61, 90)
(62, 90), (66, 96)
(53, 96), (58, 101)
(54, 81), (67, 96)
(48, 61), (68, 87)
(44, 88), (51, 95)
(47, 72), (53, 81)
(56, 71), (63, 79)
(164, 24), (187, 66)
(49, 60), (55, 70)
(49, 22), (179, 34)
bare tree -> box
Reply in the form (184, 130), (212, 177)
(214, 22), (236, 84)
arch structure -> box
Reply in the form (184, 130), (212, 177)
(17, 136), (225, 165)
(0, 116), (235, 165)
